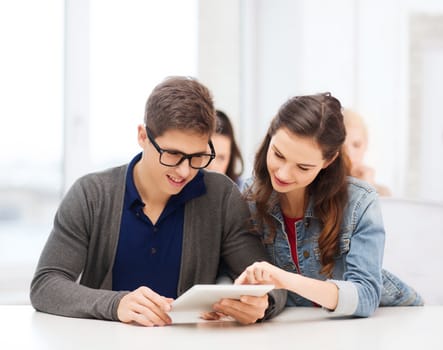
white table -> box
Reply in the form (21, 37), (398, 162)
(1, 305), (441, 349)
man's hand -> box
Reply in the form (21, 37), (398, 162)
(117, 286), (173, 326)
(211, 294), (269, 325)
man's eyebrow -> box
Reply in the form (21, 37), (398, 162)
(161, 145), (209, 156)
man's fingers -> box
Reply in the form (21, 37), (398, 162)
(117, 287), (172, 326)
(131, 300), (172, 326)
(139, 286), (172, 312)
(213, 295), (268, 325)
(200, 311), (227, 321)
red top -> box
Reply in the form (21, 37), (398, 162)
(283, 214), (303, 273)
(283, 214), (320, 307)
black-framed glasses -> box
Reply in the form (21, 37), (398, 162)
(146, 127), (216, 169)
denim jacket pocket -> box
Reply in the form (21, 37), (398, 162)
(312, 227), (351, 262)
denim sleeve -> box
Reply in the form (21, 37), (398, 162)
(329, 189), (385, 317)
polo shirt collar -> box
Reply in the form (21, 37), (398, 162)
(125, 152), (207, 211)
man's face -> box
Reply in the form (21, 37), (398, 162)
(137, 126), (211, 198)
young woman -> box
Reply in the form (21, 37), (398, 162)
(236, 93), (422, 317)
(207, 110), (244, 185)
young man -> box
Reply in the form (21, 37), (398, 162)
(30, 76), (285, 326)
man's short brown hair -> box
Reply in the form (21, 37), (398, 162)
(144, 76), (216, 138)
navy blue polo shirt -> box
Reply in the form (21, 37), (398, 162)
(112, 153), (206, 298)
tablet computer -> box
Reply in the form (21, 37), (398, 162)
(169, 284), (274, 323)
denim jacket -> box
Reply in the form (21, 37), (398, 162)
(244, 176), (423, 317)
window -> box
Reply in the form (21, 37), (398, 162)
(0, 0), (64, 303)
(0, 0), (197, 304)
(90, 0), (198, 169)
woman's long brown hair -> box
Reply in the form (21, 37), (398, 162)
(245, 93), (349, 277)
(215, 110), (244, 183)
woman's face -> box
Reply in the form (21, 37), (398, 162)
(344, 124), (367, 166)
(207, 133), (232, 175)
(266, 128), (329, 194)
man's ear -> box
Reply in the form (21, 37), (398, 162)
(322, 152), (339, 169)
(137, 124), (147, 147)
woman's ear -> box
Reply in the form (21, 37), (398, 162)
(322, 152), (339, 169)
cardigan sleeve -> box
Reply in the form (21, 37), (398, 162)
(30, 173), (126, 320)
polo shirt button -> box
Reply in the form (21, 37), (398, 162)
(151, 247), (157, 254)
(153, 227), (158, 232)
(303, 250), (310, 258)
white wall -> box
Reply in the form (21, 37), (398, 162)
(381, 197), (443, 304)
(199, 0), (443, 202)
(198, 0), (241, 136)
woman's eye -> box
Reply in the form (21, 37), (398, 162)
(298, 166), (309, 171)
(274, 151), (284, 159)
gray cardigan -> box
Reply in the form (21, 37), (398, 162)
(30, 165), (285, 321)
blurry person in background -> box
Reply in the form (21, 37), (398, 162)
(342, 108), (391, 196)
(207, 110), (244, 186)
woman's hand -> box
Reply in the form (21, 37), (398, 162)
(235, 261), (288, 289)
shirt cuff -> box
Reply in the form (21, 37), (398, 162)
(326, 279), (358, 316)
